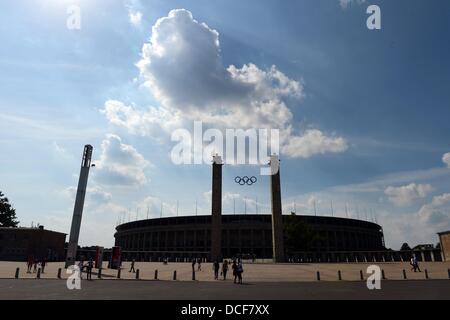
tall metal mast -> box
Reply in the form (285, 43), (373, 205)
(65, 145), (93, 268)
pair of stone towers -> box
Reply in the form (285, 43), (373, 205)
(210, 155), (285, 262)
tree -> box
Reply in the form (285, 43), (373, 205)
(283, 216), (320, 253)
(400, 243), (411, 251)
(0, 191), (19, 227)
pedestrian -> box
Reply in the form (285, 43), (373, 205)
(87, 258), (93, 280)
(197, 258), (202, 271)
(33, 259), (38, 273)
(237, 262), (244, 284)
(412, 254), (421, 272)
(213, 260), (220, 280)
(41, 258), (46, 274)
(27, 256), (33, 273)
(222, 260), (228, 280)
(78, 260), (84, 279)
(232, 260), (238, 284)
(129, 258), (136, 273)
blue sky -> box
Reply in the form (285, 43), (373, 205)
(1, 0), (450, 249)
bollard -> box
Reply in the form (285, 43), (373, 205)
(316, 271), (321, 281)
(173, 270), (177, 281)
(57, 268), (62, 279)
(360, 270), (364, 281)
(382, 269), (386, 280)
(98, 268), (102, 279)
(154, 269), (158, 280)
(338, 270), (342, 281)
(15, 268), (20, 279)
(117, 268), (121, 279)
(402, 269), (407, 280)
(136, 269), (140, 280)
(37, 268), (41, 279)
(425, 269), (429, 279)
(192, 270), (196, 281)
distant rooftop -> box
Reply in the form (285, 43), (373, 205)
(0, 226), (66, 234)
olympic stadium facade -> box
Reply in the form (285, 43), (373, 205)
(114, 214), (385, 261)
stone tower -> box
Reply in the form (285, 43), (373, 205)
(210, 155), (223, 261)
(270, 155), (285, 262)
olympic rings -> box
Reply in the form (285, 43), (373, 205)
(234, 176), (257, 186)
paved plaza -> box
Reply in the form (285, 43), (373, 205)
(1, 261), (450, 282)
(0, 279), (449, 300)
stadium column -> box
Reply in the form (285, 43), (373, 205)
(270, 155), (285, 262)
(65, 145), (93, 268)
(211, 155), (223, 261)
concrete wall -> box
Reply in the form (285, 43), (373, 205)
(439, 232), (450, 261)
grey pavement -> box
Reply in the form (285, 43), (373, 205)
(0, 279), (449, 300)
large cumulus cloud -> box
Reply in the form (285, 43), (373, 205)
(418, 193), (450, 231)
(103, 9), (347, 158)
(95, 134), (149, 186)
(384, 183), (433, 207)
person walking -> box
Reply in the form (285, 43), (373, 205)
(129, 259), (136, 273)
(222, 260), (229, 280)
(197, 258), (202, 271)
(412, 254), (421, 272)
(213, 260), (220, 280)
(27, 256), (33, 273)
(86, 258), (93, 280)
(41, 258), (46, 274)
(33, 259), (38, 273)
(237, 262), (244, 284)
(78, 260), (84, 279)
(232, 260), (238, 284)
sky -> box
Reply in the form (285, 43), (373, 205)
(0, 0), (450, 249)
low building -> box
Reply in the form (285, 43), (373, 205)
(0, 226), (66, 261)
(413, 244), (434, 251)
(438, 231), (450, 262)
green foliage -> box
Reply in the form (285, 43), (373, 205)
(283, 216), (320, 253)
(0, 191), (19, 227)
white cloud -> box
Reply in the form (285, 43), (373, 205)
(129, 11), (143, 27)
(135, 195), (176, 218)
(63, 185), (112, 207)
(418, 193), (450, 231)
(442, 152), (450, 168)
(104, 9), (348, 159)
(101, 100), (183, 141)
(95, 134), (149, 186)
(281, 129), (348, 158)
(384, 183), (433, 207)
(125, 0), (143, 27)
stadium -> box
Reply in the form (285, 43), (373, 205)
(114, 214), (385, 261)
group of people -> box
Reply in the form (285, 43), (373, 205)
(191, 257), (244, 284)
(212, 259), (244, 284)
(26, 256), (46, 274)
(78, 258), (95, 280)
